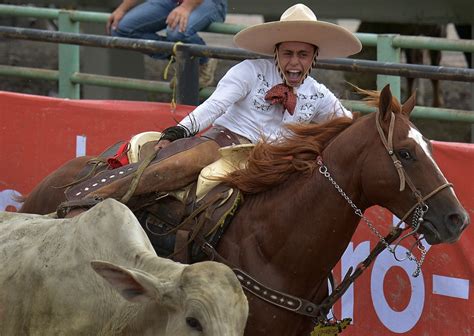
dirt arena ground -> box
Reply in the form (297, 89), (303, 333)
(0, 16), (472, 142)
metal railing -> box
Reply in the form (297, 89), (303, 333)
(0, 4), (473, 123)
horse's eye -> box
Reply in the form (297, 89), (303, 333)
(398, 149), (412, 160)
(186, 317), (203, 332)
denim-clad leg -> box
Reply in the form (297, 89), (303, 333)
(166, 0), (227, 64)
(112, 0), (174, 41)
(112, 0), (227, 63)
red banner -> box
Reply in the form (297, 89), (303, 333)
(1, 91), (472, 334)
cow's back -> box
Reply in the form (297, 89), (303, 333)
(0, 200), (156, 335)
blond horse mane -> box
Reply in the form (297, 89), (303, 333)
(221, 116), (354, 193)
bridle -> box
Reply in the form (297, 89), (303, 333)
(318, 110), (452, 276)
(374, 110), (452, 270)
(375, 109), (452, 197)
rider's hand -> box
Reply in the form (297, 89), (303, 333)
(154, 140), (171, 151)
(106, 8), (127, 35)
(166, 6), (192, 33)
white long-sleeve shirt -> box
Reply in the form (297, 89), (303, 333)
(179, 59), (351, 143)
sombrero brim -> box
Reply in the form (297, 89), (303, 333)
(234, 21), (362, 59)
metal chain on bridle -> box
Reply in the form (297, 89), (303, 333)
(317, 110), (453, 277)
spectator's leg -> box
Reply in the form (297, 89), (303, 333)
(112, 0), (177, 59)
(166, 0), (226, 64)
(166, 0), (226, 87)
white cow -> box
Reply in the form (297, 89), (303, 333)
(0, 199), (248, 335)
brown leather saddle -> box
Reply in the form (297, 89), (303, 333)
(57, 130), (245, 263)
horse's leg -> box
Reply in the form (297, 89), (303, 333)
(19, 156), (94, 215)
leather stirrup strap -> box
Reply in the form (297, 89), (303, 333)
(174, 230), (191, 263)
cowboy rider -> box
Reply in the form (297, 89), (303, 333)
(90, 3), (362, 199)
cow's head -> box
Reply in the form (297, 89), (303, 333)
(91, 260), (248, 335)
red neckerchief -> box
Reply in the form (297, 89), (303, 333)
(264, 83), (297, 115)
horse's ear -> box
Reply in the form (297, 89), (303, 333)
(402, 90), (417, 116)
(378, 84), (392, 121)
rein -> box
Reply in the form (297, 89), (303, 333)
(199, 242), (334, 322)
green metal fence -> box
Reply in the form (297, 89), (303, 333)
(0, 4), (473, 123)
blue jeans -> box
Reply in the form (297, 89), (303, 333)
(112, 0), (227, 64)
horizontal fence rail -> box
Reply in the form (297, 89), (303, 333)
(1, 26), (473, 83)
(0, 4), (473, 124)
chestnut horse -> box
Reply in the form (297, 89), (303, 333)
(19, 86), (469, 335)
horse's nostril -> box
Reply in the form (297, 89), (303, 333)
(449, 213), (462, 226)
(448, 212), (470, 232)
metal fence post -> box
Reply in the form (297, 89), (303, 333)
(58, 11), (80, 99)
(175, 44), (199, 105)
(377, 34), (401, 100)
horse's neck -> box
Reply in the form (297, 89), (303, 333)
(226, 120), (374, 284)
(227, 157), (367, 291)
(322, 116), (374, 210)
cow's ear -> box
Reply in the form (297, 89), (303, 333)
(91, 260), (176, 304)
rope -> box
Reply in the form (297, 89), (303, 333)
(119, 150), (157, 204)
(53, 158), (108, 189)
(121, 42), (187, 204)
(163, 41), (183, 112)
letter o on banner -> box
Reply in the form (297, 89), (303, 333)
(370, 247), (425, 333)
(0, 189), (22, 211)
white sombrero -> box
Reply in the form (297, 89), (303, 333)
(234, 3), (362, 59)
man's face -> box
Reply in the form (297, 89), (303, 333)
(276, 41), (316, 87)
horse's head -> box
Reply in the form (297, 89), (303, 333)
(359, 85), (469, 245)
